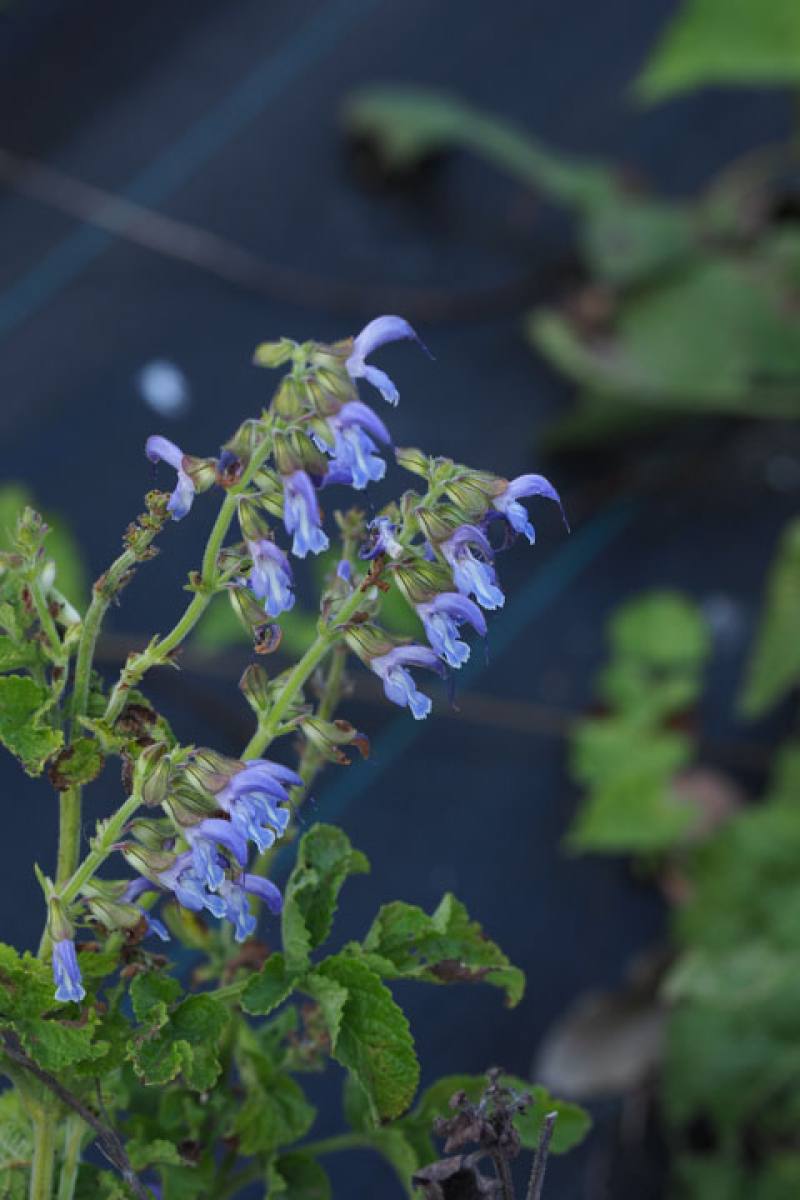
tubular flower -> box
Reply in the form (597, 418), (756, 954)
(360, 516), (403, 561)
(217, 874), (283, 943)
(52, 938), (86, 1004)
(417, 592), (487, 669)
(145, 435), (196, 520)
(345, 315), (425, 407)
(216, 760), (301, 853)
(157, 852), (227, 919)
(184, 818), (249, 892)
(492, 473), (566, 545)
(442, 525), (505, 611)
(282, 470), (329, 558)
(369, 644), (446, 720)
(121, 878), (170, 940)
(247, 537), (295, 617)
(323, 400), (391, 489)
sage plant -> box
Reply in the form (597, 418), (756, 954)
(0, 318), (581, 1200)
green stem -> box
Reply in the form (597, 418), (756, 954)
(241, 587), (366, 762)
(55, 788), (82, 890)
(28, 577), (64, 663)
(71, 548), (137, 735)
(29, 1106), (57, 1200)
(103, 445), (273, 727)
(57, 1113), (85, 1200)
(298, 1132), (373, 1157)
(58, 785), (144, 908)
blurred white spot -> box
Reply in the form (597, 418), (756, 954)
(137, 359), (190, 418)
(765, 454), (800, 493)
(701, 593), (745, 653)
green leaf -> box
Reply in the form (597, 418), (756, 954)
(126, 1138), (183, 1171)
(17, 1014), (108, 1072)
(267, 1152), (332, 1199)
(0, 676), (63, 775)
(0, 944), (55, 1020)
(0, 637), (36, 673)
(46, 738), (104, 791)
(241, 952), (297, 1017)
(232, 1028), (316, 1155)
(303, 971), (349, 1049)
(0, 1090), (32, 1199)
(127, 979), (228, 1091)
(739, 519), (800, 718)
(636, 0), (800, 103)
(357, 893), (525, 1007)
(314, 954), (419, 1122)
(0, 484), (87, 608)
(281, 824), (369, 972)
(607, 591), (710, 673)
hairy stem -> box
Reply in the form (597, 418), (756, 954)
(55, 787), (82, 891)
(58, 785), (144, 908)
(28, 576), (64, 663)
(242, 586), (367, 761)
(29, 1105), (57, 1200)
(57, 1113), (85, 1200)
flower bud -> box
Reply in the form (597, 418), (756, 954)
(303, 717), (370, 765)
(86, 897), (144, 932)
(395, 446), (430, 478)
(127, 816), (175, 849)
(272, 374), (307, 420)
(345, 623), (400, 664)
(251, 469), (285, 519)
(119, 842), (178, 883)
(181, 456), (217, 493)
(134, 743), (172, 809)
(415, 505), (460, 545)
(239, 663), (271, 715)
(181, 749), (240, 796)
(236, 497), (271, 543)
(392, 560), (452, 606)
(445, 472), (500, 519)
(253, 338), (295, 368)
(228, 585), (270, 634)
(274, 431), (328, 479)
(306, 415), (336, 451)
(162, 790), (218, 828)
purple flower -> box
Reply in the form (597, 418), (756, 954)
(121, 878), (170, 940)
(417, 592), (487, 668)
(283, 470), (329, 558)
(323, 401), (391, 489)
(184, 818), (249, 891)
(217, 760), (301, 853)
(141, 911), (170, 941)
(492, 474), (566, 545)
(52, 938), (85, 1004)
(345, 315), (426, 407)
(217, 874), (283, 943)
(360, 516), (403, 561)
(145, 435), (195, 521)
(157, 852), (227, 919)
(442, 525), (505, 611)
(370, 644), (446, 720)
(336, 559), (353, 583)
(247, 537), (295, 617)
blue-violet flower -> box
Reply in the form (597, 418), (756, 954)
(369, 644), (446, 720)
(345, 315), (424, 407)
(145, 435), (196, 520)
(52, 937), (86, 1004)
(417, 591), (487, 668)
(247, 537), (295, 617)
(442, 525), (505, 610)
(283, 470), (329, 558)
(492, 473), (565, 544)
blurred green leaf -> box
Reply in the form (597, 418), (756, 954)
(281, 824), (370, 973)
(0, 484), (87, 608)
(636, 0), (800, 103)
(740, 519), (800, 718)
(0, 1090), (31, 1200)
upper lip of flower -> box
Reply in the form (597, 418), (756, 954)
(145, 434), (196, 520)
(344, 315), (429, 407)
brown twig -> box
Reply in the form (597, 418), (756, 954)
(1, 1032), (152, 1199)
(525, 1111), (557, 1200)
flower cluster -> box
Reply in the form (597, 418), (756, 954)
(51, 314), (565, 1003)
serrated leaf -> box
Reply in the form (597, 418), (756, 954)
(0, 943), (55, 1019)
(126, 1138), (183, 1171)
(358, 893), (525, 1007)
(303, 971), (348, 1049)
(282, 824), (370, 972)
(739, 519), (800, 718)
(636, 0), (800, 103)
(0, 637), (36, 673)
(129, 972), (182, 1026)
(127, 980), (228, 1091)
(17, 1014), (107, 1072)
(241, 952), (297, 1017)
(0, 675), (63, 775)
(315, 954), (419, 1121)
(0, 484), (87, 608)
(267, 1152), (331, 1199)
(232, 1031), (316, 1155)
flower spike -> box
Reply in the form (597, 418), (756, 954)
(52, 937), (86, 1004)
(345, 315), (428, 407)
(145, 435), (196, 521)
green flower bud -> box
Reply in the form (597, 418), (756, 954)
(415, 505), (460, 545)
(181, 750), (239, 796)
(395, 446), (431, 478)
(392, 559), (452, 606)
(252, 338), (296, 368)
(238, 663), (271, 715)
(134, 743), (172, 809)
(86, 897), (143, 932)
(119, 843), (178, 882)
(127, 816), (176, 849)
(345, 623), (399, 664)
(303, 717), (370, 765)
(228, 585), (270, 634)
(181, 456), (217, 493)
(272, 374), (306, 419)
(47, 897), (74, 943)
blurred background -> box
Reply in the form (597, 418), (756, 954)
(2, 0), (800, 1196)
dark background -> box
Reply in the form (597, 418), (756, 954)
(0, 2), (795, 1195)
